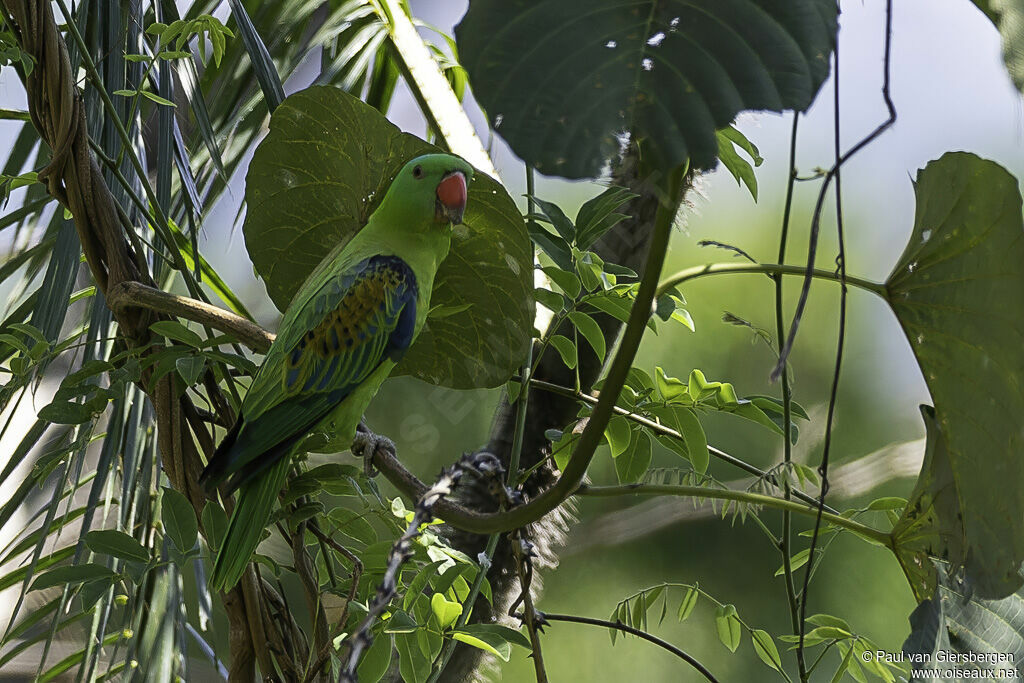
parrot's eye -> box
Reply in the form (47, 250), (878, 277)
(412, 165), (423, 179)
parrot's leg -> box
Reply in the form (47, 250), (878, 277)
(352, 421), (396, 478)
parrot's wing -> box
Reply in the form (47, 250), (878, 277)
(200, 254), (418, 494)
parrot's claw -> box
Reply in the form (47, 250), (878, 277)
(351, 426), (395, 479)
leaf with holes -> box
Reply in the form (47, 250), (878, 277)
(456, 0), (837, 178)
(244, 86), (532, 389)
(886, 152), (1024, 599)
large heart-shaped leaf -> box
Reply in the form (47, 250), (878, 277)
(455, 0), (837, 179)
(243, 86), (533, 389)
(902, 563), (1024, 681)
(892, 406), (967, 602)
(886, 152), (1024, 599)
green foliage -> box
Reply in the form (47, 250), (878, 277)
(243, 85), (533, 389)
(0, 23), (33, 75)
(887, 152), (1024, 599)
(456, 0), (837, 178)
(2, 1), (1024, 681)
(146, 15), (234, 68)
(716, 126), (763, 201)
(160, 488), (199, 553)
(903, 563), (1024, 679)
(972, 1), (1024, 92)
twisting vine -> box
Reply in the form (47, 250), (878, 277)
(772, 0), (897, 381)
(795, 1), (896, 676)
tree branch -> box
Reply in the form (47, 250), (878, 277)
(107, 280), (274, 352)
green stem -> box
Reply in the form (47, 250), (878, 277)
(0, 108), (30, 121)
(576, 484), (890, 547)
(657, 263), (886, 299)
(526, 377), (835, 513)
(776, 114), (804, 681)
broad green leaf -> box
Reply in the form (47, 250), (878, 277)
(384, 610), (420, 634)
(528, 222), (573, 270)
(614, 430), (652, 484)
(656, 406), (708, 474)
(404, 560), (447, 611)
(451, 624), (531, 662)
(747, 395), (810, 421)
(715, 604), (742, 652)
(687, 369), (720, 402)
(30, 563), (117, 592)
(892, 407), (968, 603)
(807, 614), (853, 631)
(542, 265), (582, 299)
(568, 311), (606, 362)
(575, 186), (637, 249)
(903, 562), (1024, 680)
(534, 287), (565, 314)
(576, 250), (604, 292)
(751, 629), (783, 672)
(886, 153), (1024, 599)
(328, 508), (377, 545)
(149, 320), (203, 347)
(547, 334), (577, 369)
(654, 366), (688, 403)
(727, 401), (783, 436)
(84, 530), (149, 564)
(201, 502), (229, 553)
(243, 86), (532, 389)
(396, 631), (430, 683)
(430, 592), (462, 630)
(358, 633), (393, 683)
(586, 291), (657, 332)
(38, 400), (93, 425)
(550, 429), (579, 472)
(456, 0), (837, 179)
(604, 415), (632, 458)
(161, 487), (198, 553)
(866, 497), (907, 511)
(174, 355), (205, 386)
(532, 197), (576, 241)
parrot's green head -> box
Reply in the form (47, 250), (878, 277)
(387, 153), (474, 227)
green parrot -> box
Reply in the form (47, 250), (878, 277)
(200, 153), (473, 592)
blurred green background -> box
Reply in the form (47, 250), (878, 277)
(1, 0), (1023, 679)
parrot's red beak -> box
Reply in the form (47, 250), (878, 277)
(436, 171), (467, 225)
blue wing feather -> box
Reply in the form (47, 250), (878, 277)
(199, 255), (418, 493)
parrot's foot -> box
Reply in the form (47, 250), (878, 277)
(351, 424), (395, 478)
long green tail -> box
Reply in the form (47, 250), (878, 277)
(209, 457), (291, 592)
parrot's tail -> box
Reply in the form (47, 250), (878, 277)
(198, 418), (242, 495)
(209, 456), (292, 592)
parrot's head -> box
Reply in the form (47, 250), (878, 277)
(394, 153), (473, 227)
